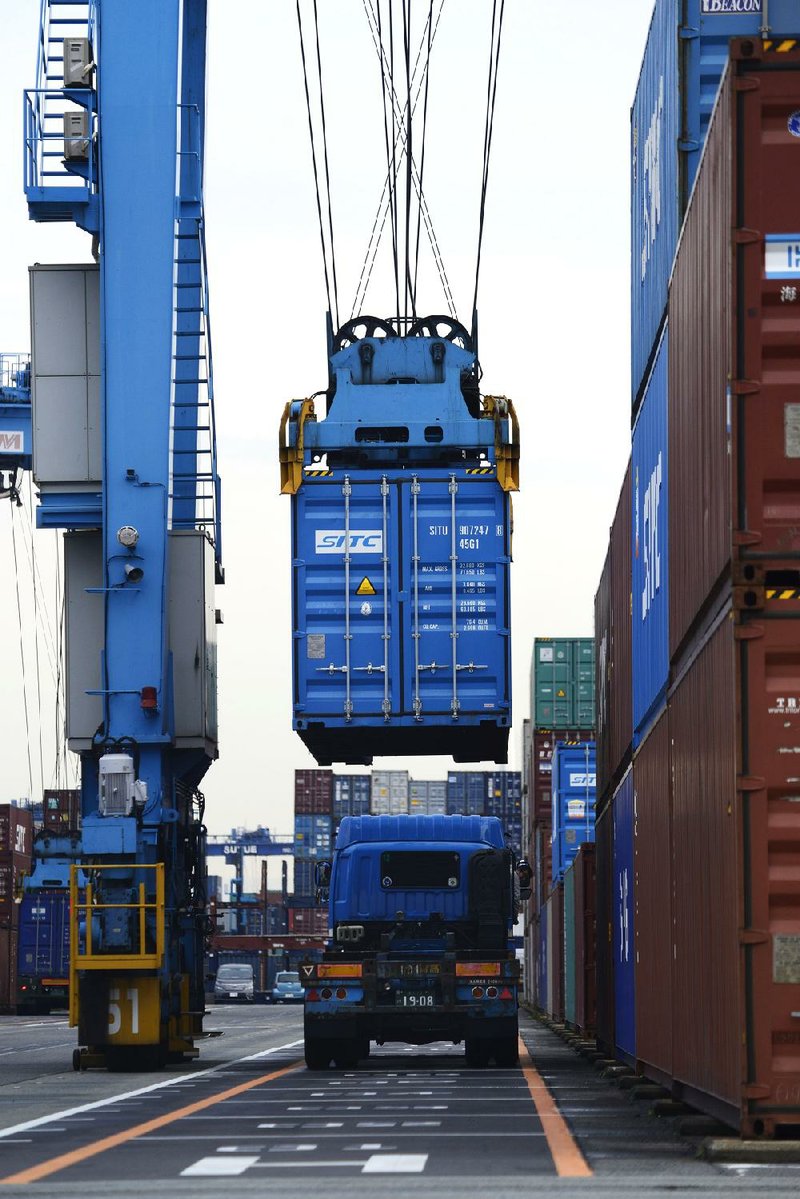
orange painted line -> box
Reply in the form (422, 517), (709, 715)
(518, 1037), (592, 1178)
(0, 1058), (304, 1186)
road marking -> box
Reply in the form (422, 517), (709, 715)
(518, 1038), (592, 1178)
(181, 1155), (259, 1177)
(0, 1058), (304, 1185)
(362, 1153), (427, 1173)
(0, 1037), (304, 1141)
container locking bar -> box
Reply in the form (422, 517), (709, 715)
(450, 474), (460, 720)
(412, 475), (422, 720)
(381, 475), (391, 720)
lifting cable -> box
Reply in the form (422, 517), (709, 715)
(472, 0), (506, 329)
(376, 0), (401, 322)
(296, 0), (340, 329)
(9, 505), (35, 803)
(354, 0), (455, 321)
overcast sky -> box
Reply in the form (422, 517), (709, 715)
(0, 1), (653, 842)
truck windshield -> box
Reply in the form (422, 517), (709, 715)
(380, 851), (460, 890)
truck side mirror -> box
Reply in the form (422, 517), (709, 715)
(315, 859), (331, 902)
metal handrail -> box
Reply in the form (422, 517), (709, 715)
(23, 87), (97, 195)
(69, 862), (165, 975)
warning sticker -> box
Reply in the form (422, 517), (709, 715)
(774, 935), (800, 984)
(357, 577), (377, 596)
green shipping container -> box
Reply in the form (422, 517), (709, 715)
(532, 637), (596, 731)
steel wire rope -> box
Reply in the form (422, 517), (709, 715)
(375, 0), (401, 322)
(296, 0), (339, 327)
(310, 0), (340, 330)
(401, 0), (414, 320)
(412, 0), (435, 310)
(472, 0), (506, 329)
(354, 0), (455, 319)
(15, 486), (59, 686)
(10, 504), (35, 803)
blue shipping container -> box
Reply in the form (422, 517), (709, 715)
(630, 0), (799, 406)
(293, 859), (317, 897)
(294, 814), (332, 859)
(17, 891), (70, 983)
(612, 769), (635, 1062)
(551, 742), (596, 882)
(292, 470), (511, 765)
(632, 328), (669, 743)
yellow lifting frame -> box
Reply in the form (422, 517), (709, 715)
(483, 394), (520, 493)
(279, 397), (317, 495)
(69, 863), (165, 1026)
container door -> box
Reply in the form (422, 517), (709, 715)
(294, 478), (397, 721)
(613, 770), (636, 1060)
(402, 473), (509, 720)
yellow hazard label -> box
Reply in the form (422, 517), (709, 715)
(357, 577), (377, 596)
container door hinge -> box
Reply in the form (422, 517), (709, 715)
(733, 529), (762, 548)
(737, 775), (766, 794)
(734, 228), (761, 246)
(679, 25), (699, 40)
(731, 378), (761, 395)
(678, 139), (701, 153)
(735, 77), (760, 93)
(734, 622), (764, 641)
(742, 1083), (771, 1100)
(739, 928), (769, 946)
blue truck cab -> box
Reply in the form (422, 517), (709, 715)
(302, 814), (528, 1070)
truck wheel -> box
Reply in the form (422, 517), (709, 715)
(493, 1036), (519, 1068)
(304, 1038), (331, 1071)
(333, 1040), (360, 1070)
(465, 1039), (488, 1068)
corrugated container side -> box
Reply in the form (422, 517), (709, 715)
(670, 615), (740, 1116)
(43, 790), (81, 832)
(294, 769), (333, 815)
(0, 927), (18, 1014)
(632, 328), (669, 743)
(563, 863), (576, 1028)
(595, 804), (615, 1056)
(543, 895), (552, 1016)
(551, 883), (565, 1023)
(610, 462), (633, 783)
(288, 907), (329, 936)
(0, 807), (34, 857)
(668, 68), (732, 661)
(633, 706), (672, 1084)
(531, 729), (595, 826)
(612, 769), (635, 1063)
(630, 0), (679, 406)
(573, 844), (596, 1037)
(0, 853), (32, 927)
(293, 859), (316, 897)
(595, 542), (612, 802)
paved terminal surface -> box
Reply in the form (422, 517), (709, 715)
(0, 1008), (797, 1197)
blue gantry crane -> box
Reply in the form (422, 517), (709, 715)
(18, 0), (222, 1069)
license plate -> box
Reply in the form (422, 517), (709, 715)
(229, 992), (238, 998)
(395, 992), (435, 1008)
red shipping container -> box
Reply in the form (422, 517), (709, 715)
(0, 927), (18, 1014)
(595, 462), (632, 807)
(573, 843), (596, 1038)
(0, 806), (33, 857)
(633, 707), (672, 1086)
(294, 770), (333, 815)
(288, 907), (329, 936)
(0, 853), (32, 927)
(550, 882), (565, 1024)
(669, 42), (800, 662)
(670, 608), (800, 1136)
(43, 790), (81, 832)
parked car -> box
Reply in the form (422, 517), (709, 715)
(214, 963), (255, 1004)
(270, 970), (304, 1004)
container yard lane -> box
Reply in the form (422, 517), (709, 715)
(1, 1013), (799, 1197)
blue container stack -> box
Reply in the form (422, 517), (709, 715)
(332, 774), (371, 823)
(293, 769), (333, 898)
(551, 742), (596, 883)
(446, 772), (488, 817)
(485, 771), (523, 854)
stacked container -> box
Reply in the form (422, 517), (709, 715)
(42, 789), (80, 833)
(0, 805), (33, 1013)
(524, 638), (595, 1007)
(485, 771), (522, 854)
(446, 771), (487, 816)
(370, 770), (409, 816)
(293, 769), (333, 899)
(408, 780), (447, 816)
(332, 774), (371, 822)
(595, 17), (800, 1134)
(551, 742), (596, 883)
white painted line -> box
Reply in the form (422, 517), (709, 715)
(0, 1037), (304, 1140)
(357, 1121), (396, 1128)
(268, 1143), (317, 1153)
(252, 1161), (366, 1169)
(362, 1154), (428, 1174)
(402, 1121), (441, 1127)
(181, 1155), (259, 1176)
(302, 1122), (344, 1129)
